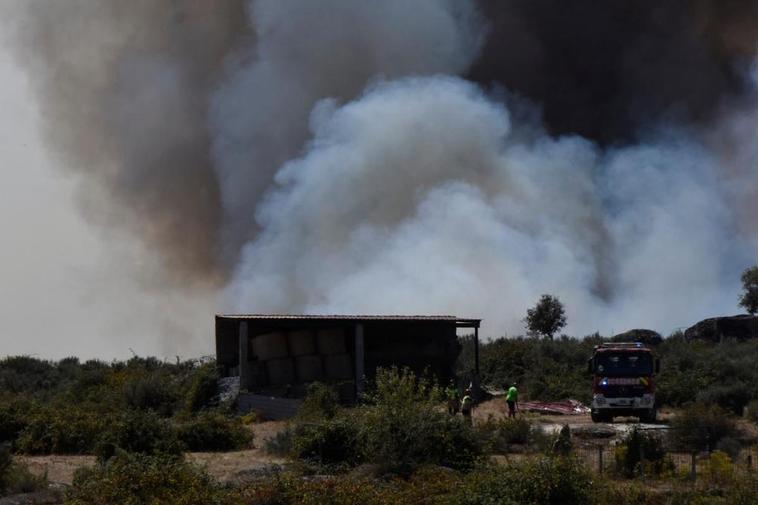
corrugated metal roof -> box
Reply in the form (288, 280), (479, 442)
(216, 314), (465, 321)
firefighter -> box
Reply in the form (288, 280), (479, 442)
(446, 379), (460, 415)
(506, 382), (518, 418)
(460, 388), (474, 424)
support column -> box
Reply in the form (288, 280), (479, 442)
(473, 326), (481, 399)
(238, 321), (250, 391)
(355, 324), (365, 397)
(474, 326), (480, 379)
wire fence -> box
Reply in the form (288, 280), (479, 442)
(575, 444), (757, 479)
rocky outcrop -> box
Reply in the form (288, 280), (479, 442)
(684, 315), (758, 343)
(611, 329), (663, 346)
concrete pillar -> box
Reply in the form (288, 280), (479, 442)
(238, 321), (251, 391)
(355, 323), (365, 396)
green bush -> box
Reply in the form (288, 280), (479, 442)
(0, 397), (31, 447)
(297, 382), (340, 421)
(668, 403), (737, 453)
(448, 457), (593, 505)
(123, 374), (180, 416)
(177, 411), (252, 452)
(357, 367), (480, 473)
(290, 417), (361, 467)
(614, 425), (670, 477)
(65, 452), (235, 505)
(16, 405), (106, 455)
(476, 417), (532, 454)
(95, 410), (181, 461)
(0, 444), (47, 496)
(552, 424), (573, 456)
(696, 380), (752, 416)
(265, 426), (295, 456)
(185, 362), (219, 413)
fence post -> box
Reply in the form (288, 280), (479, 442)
(690, 452), (697, 482)
(748, 453), (753, 472)
(598, 445), (603, 474)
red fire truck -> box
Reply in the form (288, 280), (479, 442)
(588, 342), (660, 423)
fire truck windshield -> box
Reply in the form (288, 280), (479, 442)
(595, 352), (653, 376)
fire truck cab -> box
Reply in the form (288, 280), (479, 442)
(588, 342), (660, 423)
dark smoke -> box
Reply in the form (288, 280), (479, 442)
(469, 0), (758, 143)
(9, 0), (248, 285)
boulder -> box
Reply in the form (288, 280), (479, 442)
(611, 329), (663, 346)
(684, 315), (758, 342)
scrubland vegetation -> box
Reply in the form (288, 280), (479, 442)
(462, 332), (758, 415)
(0, 334), (757, 504)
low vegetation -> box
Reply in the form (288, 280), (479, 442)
(0, 356), (252, 458)
(1, 332), (758, 503)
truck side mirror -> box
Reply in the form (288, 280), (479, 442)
(655, 358), (660, 374)
(587, 358), (593, 375)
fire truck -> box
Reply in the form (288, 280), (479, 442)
(588, 342), (660, 423)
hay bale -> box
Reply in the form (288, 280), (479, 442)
(266, 358), (295, 385)
(288, 330), (316, 356)
(295, 355), (324, 382)
(317, 328), (346, 355)
(252, 332), (288, 360)
(324, 353), (353, 380)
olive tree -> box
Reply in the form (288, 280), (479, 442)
(739, 266), (758, 315)
(524, 294), (567, 340)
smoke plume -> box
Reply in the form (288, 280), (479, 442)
(4, 0), (758, 351)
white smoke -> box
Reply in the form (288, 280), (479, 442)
(210, 0), (482, 263)
(223, 74), (757, 337)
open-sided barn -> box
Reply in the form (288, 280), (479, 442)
(216, 314), (480, 418)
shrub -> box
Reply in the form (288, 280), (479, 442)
(265, 426), (295, 456)
(696, 380), (752, 416)
(357, 367), (480, 473)
(16, 405), (105, 455)
(703, 450), (735, 487)
(476, 417), (532, 454)
(0, 444), (47, 496)
(0, 397), (31, 447)
(177, 411), (252, 452)
(297, 382), (340, 421)
(449, 457), (593, 505)
(290, 417), (361, 468)
(669, 403), (736, 453)
(123, 374), (180, 416)
(552, 424), (573, 456)
(614, 425), (669, 477)
(715, 436), (742, 460)
(95, 410), (181, 461)
(185, 362), (219, 413)
(65, 452), (236, 505)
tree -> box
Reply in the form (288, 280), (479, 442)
(739, 266), (758, 315)
(524, 294), (566, 340)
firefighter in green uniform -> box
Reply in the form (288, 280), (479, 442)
(506, 383), (518, 418)
(446, 379), (460, 415)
